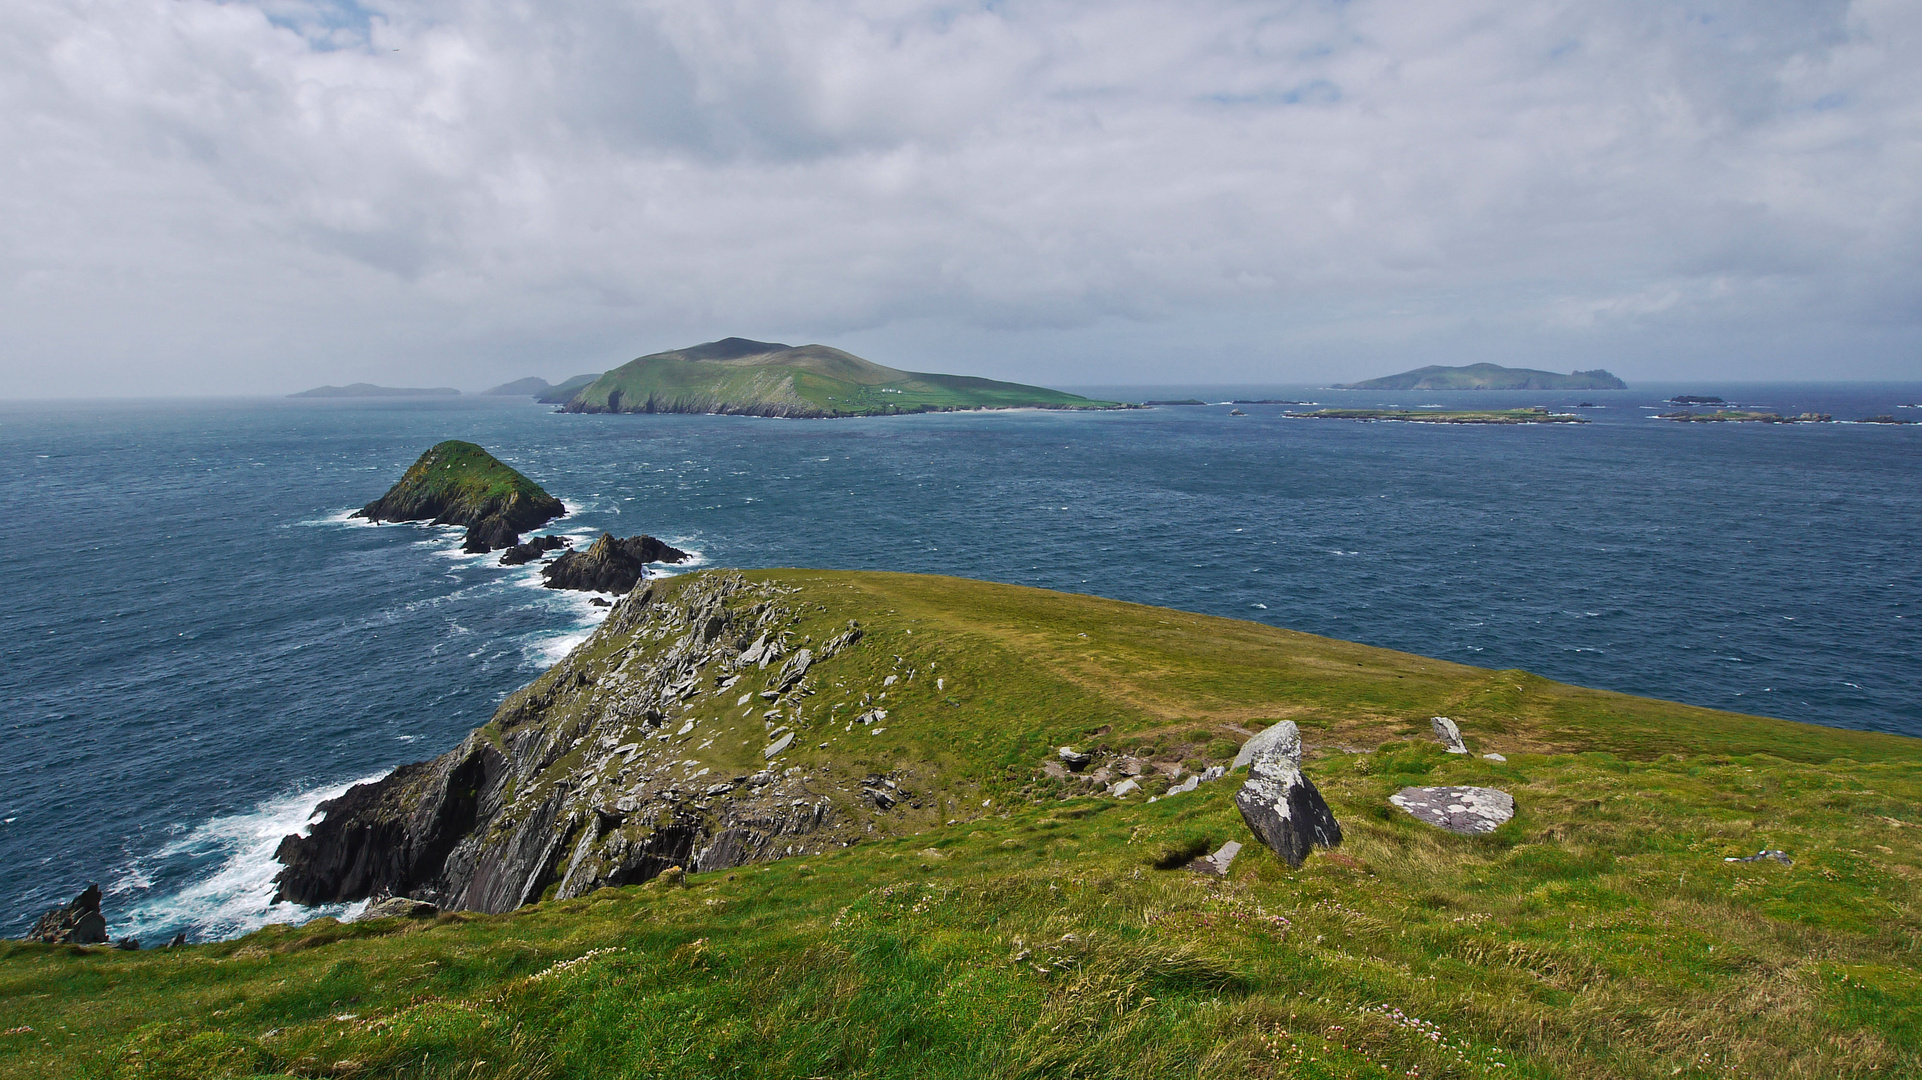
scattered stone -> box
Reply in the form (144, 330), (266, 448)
(1234, 755), (1342, 867)
(114, 937), (139, 951)
(773, 649), (814, 691)
(856, 709), (887, 726)
(1057, 746), (1093, 770)
(1483, 752), (1506, 762)
(499, 535), (569, 566)
(1390, 786), (1514, 835)
(1232, 720), (1301, 771)
(355, 896), (439, 921)
(1200, 765), (1226, 782)
(1725, 849), (1793, 866)
(1431, 716), (1469, 754)
(763, 731), (795, 759)
(1188, 840), (1243, 877)
(26, 885), (108, 945)
(589, 597), (611, 608)
(1165, 774), (1200, 796)
(1111, 778), (1140, 797)
(166, 933), (187, 948)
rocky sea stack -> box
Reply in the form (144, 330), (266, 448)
(353, 441), (565, 553)
(541, 532), (689, 593)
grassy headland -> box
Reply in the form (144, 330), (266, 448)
(4, 571), (1917, 1079)
(563, 339), (1116, 417)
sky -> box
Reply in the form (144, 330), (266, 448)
(2, 0), (1918, 395)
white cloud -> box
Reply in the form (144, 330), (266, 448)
(0, 0), (1917, 393)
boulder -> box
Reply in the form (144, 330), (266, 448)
(1389, 786), (1514, 835)
(1430, 716), (1469, 754)
(26, 885), (108, 945)
(773, 649), (814, 692)
(541, 533), (690, 594)
(1234, 756), (1342, 867)
(1232, 720), (1300, 771)
(1187, 840), (1243, 877)
(355, 896), (439, 921)
(1057, 746), (1093, 771)
(1725, 849), (1793, 866)
(1110, 778), (1140, 797)
(499, 535), (569, 566)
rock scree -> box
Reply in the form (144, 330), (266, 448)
(353, 440), (565, 553)
(1390, 786), (1515, 835)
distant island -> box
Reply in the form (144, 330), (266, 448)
(1336, 364), (1627, 391)
(290, 383), (460, 398)
(354, 441), (565, 552)
(537, 374), (600, 403)
(481, 377), (553, 396)
(1288, 407), (1586, 425)
(556, 338), (1116, 418)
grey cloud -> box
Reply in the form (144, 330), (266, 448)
(0, 0), (1917, 395)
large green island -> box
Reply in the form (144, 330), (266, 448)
(1289, 406), (1588, 424)
(6, 570), (1918, 1079)
(1337, 364), (1627, 391)
(560, 338), (1117, 417)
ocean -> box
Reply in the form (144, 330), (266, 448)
(2, 383), (1917, 941)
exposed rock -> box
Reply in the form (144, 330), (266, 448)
(764, 731), (795, 759)
(355, 896), (439, 921)
(541, 533), (689, 594)
(773, 649), (814, 692)
(1725, 849), (1793, 866)
(1057, 746), (1093, 770)
(1232, 720), (1300, 770)
(1483, 752), (1507, 762)
(114, 937), (139, 950)
(1110, 778), (1140, 797)
(589, 597), (611, 608)
(353, 440), (565, 554)
(1234, 756), (1342, 867)
(499, 535), (569, 566)
(1188, 840), (1243, 877)
(1430, 716), (1469, 754)
(26, 885), (108, 945)
(1390, 786), (1515, 835)
(1165, 774), (1200, 796)
(166, 933), (187, 948)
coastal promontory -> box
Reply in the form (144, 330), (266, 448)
(290, 383), (461, 398)
(1336, 364), (1627, 391)
(353, 440), (565, 552)
(558, 338), (1114, 417)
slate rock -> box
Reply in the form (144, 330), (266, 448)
(499, 535), (569, 566)
(763, 731), (795, 759)
(1057, 746), (1093, 770)
(541, 532), (690, 594)
(1232, 720), (1301, 771)
(355, 896), (439, 921)
(1110, 778), (1140, 797)
(1725, 849), (1793, 866)
(1234, 757), (1342, 867)
(27, 884), (108, 945)
(1390, 786), (1514, 835)
(1188, 840), (1243, 877)
(1430, 716), (1469, 754)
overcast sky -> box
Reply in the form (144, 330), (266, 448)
(3, 0), (1917, 395)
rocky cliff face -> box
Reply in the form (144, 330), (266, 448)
(353, 441), (566, 553)
(273, 573), (877, 913)
(540, 533), (689, 593)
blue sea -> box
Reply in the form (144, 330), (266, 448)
(2, 383), (1918, 941)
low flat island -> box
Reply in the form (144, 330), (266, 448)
(1287, 407), (1587, 424)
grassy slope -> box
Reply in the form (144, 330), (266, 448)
(572, 353), (1113, 416)
(5, 571), (1919, 1080)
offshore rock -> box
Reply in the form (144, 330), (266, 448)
(500, 535), (569, 567)
(1234, 752), (1342, 868)
(541, 533), (689, 594)
(27, 885), (108, 945)
(354, 440), (565, 553)
(274, 573), (864, 914)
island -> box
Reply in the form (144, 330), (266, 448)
(1667, 395), (1725, 404)
(556, 338), (1116, 417)
(1335, 364), (1627, 390)
(353, 440), (566, 552)
(1287, 407), (1586, 424)
(289, 383), (461, 398)
(540, 532), (689, 593)
(537, 373), (601, 403)
(1657, 410), (1833, 423)
(481, 377), (554, 396)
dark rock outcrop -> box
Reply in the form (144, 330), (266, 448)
(27, 885), (108, 944)
(354, 440), (565, 553)
(274, 575), (864, 914)
(1234, 752), (1342, 868)
(500, 535), (569, 566)
(540, 533), (688, 594)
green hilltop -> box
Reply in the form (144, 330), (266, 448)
(5, 571), (1918, 1079)
(1338, 364), (1627, 391)
(561, 338), (1116, 417)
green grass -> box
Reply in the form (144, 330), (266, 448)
(6, 570), (1919, 1079)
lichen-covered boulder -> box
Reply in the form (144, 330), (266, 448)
(1231, 719), (1301, 771)
(1234, 754), (1342, 867)
(1390, 786), (1514, 835)
(1430, 716), (1469, 754)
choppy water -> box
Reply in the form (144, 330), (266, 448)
(2, 383), (1917, 941)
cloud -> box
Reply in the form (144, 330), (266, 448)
(1, 0), (1917, 393)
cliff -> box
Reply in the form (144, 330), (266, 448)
(1336, 364), (1627, 391)
(559, 338), (1115, 417)
(352, 440), (566, 553)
